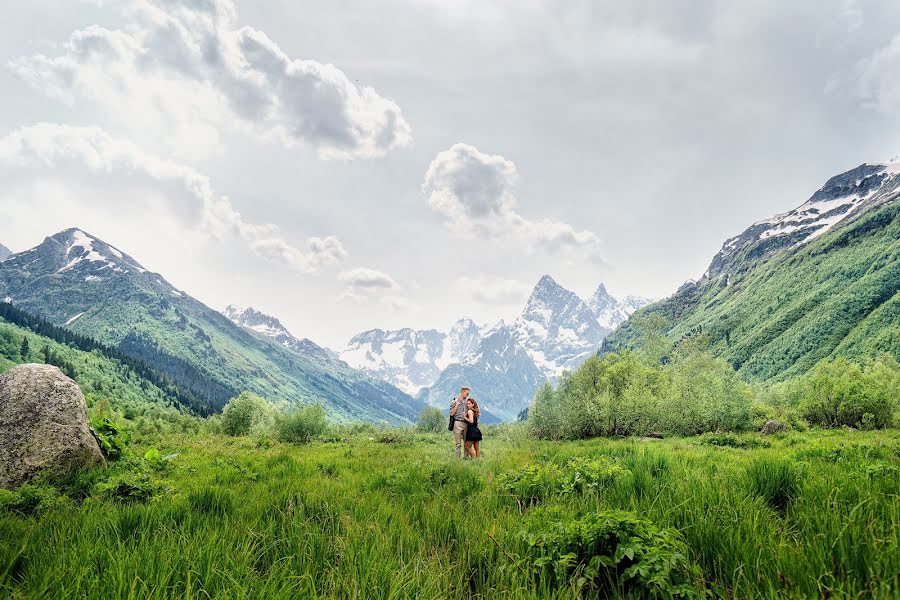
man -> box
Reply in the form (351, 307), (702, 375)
(449, 386), (470, 458)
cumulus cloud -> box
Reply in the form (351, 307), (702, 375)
(9, 0), (411, 159)
(455, 275), (530, 305)
(423, 143), (603, 261)
(0, 123), (346, 273)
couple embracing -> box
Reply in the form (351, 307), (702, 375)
(449, 386), (482, 459)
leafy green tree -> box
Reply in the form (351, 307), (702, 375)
(276, 404), (327, 444)
(19, 335), (29, 358)
(220, 392), (275, 436)
(790, 356), (897, 429)
(415, 406), (445, 433)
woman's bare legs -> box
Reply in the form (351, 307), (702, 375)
(465, 441), (474, 458)
(473, 441), (480, 458)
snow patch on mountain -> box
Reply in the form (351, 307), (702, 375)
(222, 305), (340, 368)
(0, 243), (10, 262)
(707, 160), (900, 278)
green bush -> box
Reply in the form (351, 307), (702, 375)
(416, 406), (445, 433)
(746, 458), (802, 511)
(496, 457), (628, 503)
(522, 509), (702, 598)
(789, 357), (898, 429)
(496, 463), (564, 504)
(529, 348), (753, 440)
(276, 404), (327, 444)
(91, 416), (131, 461)
(698, 433), (770, 449)
(561, 457), (630, 494)
(0, 484), (69, 517)
(221, 392), (276, 437)
(96, 472), (161, 503)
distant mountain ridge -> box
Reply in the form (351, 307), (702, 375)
(0, 228), (424, 423)
(338, 319), (484, 394)
(604, 158), (900, 380)
(222, 305), (338, 365)
(338, 275), (652, 420)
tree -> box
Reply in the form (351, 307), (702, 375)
(277, 404), (327, 443)
(415, 406), (445, 433)
(221, 392), (275, 436)
(19, 336), (29, 358)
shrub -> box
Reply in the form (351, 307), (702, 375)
(276, 404), (327, 444)
(143, 448), (177, 473)
(221, 392), (275, 437)
(528, 348), (754, 440)
(561, 457), (630, 494)
(91, 415), (131, 460)
(746, 458), (802, 511)
(522, 510), (702, 598)
(0, 485), (69, 517)
(790, 357), (897, 429)
(416, 406), (446, 433)
(698, 433), (770, 449)
(97, 472), (160, 503)
(497, 463), (563, 504)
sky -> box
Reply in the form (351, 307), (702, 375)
(1, 0), (900, 348)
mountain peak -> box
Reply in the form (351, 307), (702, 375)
(223, 305), (293, 339)
(8, 227), (148, 279)
(706, 158), (900, 279)
(0, 243), (10, 262)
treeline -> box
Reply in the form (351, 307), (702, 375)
(0, 301), (215, 416)
(118, 331), (237, 412)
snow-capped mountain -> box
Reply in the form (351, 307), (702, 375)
(0, 243), (10, 262)
(222, 305), (336, 365)
(343, 274), (652, 420)
(419, 324), (546, 422)
(510, 275), (609, 377)
(707, 159), (900, 278)
(589, 284), (653, 330)
(418, 277), (651, 419)
(338, 318), (484, 395)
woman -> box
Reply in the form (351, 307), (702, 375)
(464, 397), (482, 459)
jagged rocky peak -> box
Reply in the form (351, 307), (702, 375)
(0, 228), (160, 292)
(707, 158), (900, 279)
(446, 318), (482, 359)
(223, 305), (292, 339)
(588, 283), (652, 329)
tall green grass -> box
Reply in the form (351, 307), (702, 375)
(0, 429), (897, 599)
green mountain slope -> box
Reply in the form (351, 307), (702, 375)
(0, 229), (423, 423)
(0, 307), (192, 426)
(604, 161), (900, 381)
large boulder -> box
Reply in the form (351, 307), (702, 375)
(0, 364), (106, 488)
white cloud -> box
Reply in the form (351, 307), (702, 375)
(455, 275), (530, 305)
(423, 143), (603, 261)
(337, 267), (413, 310)
(9, 0), (412, 159)
(0, 123), (346, 273)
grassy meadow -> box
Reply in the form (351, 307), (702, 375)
(1, 426), (897, 599)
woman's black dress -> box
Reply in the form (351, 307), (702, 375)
(465, 414), (482, 442)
